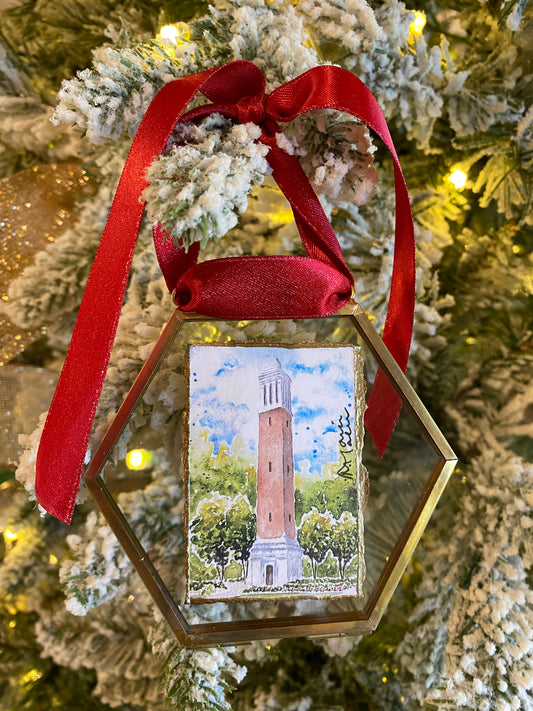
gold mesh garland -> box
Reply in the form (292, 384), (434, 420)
(0, 364), (58, 470)
(0, 161), (93, 365)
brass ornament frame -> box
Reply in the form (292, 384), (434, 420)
(84, 300), (457, 648)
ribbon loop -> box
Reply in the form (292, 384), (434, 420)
(201, 61), (265, 104)
(172, 255), (352, 320)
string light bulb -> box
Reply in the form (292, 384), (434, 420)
(20, 669), (43, 685)
(3, 528), (20, 542)
(159, 22), (190, 46)
(409, 10), (426, 38)
(448, 169), (467, 190)
(125, 448), (153, 470)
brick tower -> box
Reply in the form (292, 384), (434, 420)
(247, 358), (303, 587)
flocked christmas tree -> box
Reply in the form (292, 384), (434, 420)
(0, 0), (532, 709)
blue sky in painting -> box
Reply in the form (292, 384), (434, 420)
(189, 345), (359, 476)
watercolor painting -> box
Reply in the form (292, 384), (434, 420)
(185, 344), (367, 603)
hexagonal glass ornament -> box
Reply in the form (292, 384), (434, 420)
(84, 300), (457, 648)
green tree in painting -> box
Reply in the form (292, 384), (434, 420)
(294, 474), (358, 525)
(190, 494), (256, 584)
(190, 494), (233, 583)
(330, 512), (358, 580)
(189, 432), (257, 512)
(225, 496), (256, 579)
(298, 508), (333, 579)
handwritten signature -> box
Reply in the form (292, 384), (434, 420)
(336, 407), (353, 480)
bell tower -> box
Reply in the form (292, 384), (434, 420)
(247, 358), (303, 588)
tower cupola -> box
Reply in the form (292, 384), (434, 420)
(258, 358), (292, 414)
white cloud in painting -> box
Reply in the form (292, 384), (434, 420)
(188, 345), (359, 475)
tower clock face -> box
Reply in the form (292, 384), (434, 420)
(185, 343), (367, 603)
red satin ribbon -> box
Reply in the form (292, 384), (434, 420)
(36, 60), (415, 524)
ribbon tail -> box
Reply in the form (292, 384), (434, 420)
(364, 372), (402, 459)
(35, 68), (218, 523)
(153, 224), (201, 293)
(264, 140), (353, 284)
(270, 66), (416, 454)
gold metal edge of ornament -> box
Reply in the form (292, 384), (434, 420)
(84, 300), (458, 648)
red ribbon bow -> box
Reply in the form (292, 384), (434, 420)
(36, 60), (415, 524)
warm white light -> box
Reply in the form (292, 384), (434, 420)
(159, 22), (190, 45)
(410, 10), (427, 36)
(125, 448), (152, 470)
(21, 669), (43, 684)
(160, 25), (179, 43)
(3, 528), (19, 542)
(448, 169), (467, 190)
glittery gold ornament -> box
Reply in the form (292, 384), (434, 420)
(0, 364), (58, 470)
(0, 161), (93, 365)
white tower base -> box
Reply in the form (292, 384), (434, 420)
(247, 535), (303, 587)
